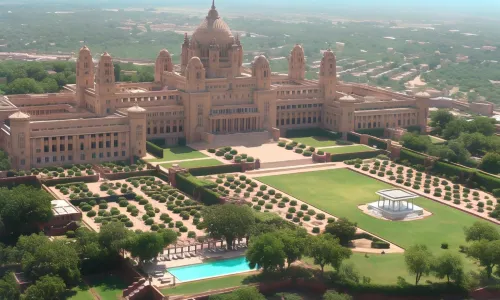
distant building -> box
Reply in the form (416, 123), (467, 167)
(387, 48), (395, 54)
(39, 199), (82, 235)
(335, 42), (345, 52)
(481, 46), (497, 51)
(456, 55), (469, 63)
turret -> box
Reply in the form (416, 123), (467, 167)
(95, 52), (115, 115)
(9, 111), (30, 170)
(127, 105), (147, 158)
(155, 49), (173, 84)
(252, 55), (271, 90)
(208, 38), (220, 77)
(181, 33), (190, 73)
(185, 57), (206, 92)
(288, 44), (305, 80)
(415, 92), (430, 133)
(76, 46), (94, 108)
(319, 49), (337, 101)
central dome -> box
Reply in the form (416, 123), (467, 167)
(191, 2), (234, 46)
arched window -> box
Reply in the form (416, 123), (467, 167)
(264, 70), (268, 78)
(196, 72), (201, 79)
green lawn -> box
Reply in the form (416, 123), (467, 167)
(257, 168), (490, 282)
(87, 275), (128, 300)
(162, 274), (251, 296)
(430, 135), (446, 144)
(321, 145), (374, 154)
(290, 136), (339, 148)
(146, 146), (207, 162)
(66, 285), (94, 300)
(160, 158), (223, 169)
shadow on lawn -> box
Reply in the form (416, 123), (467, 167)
(63, 281), (90, 298)
(167, 146), (198, 155)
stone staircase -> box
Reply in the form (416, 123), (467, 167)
(248, 161), (339, 175)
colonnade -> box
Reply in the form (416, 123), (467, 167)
(210, 116), (260, 134)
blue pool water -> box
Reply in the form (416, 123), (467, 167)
(168, 256), (255, 282)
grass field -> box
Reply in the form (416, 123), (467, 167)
(430, 135), (446, 144)
(257, 168), (491, 282)
(87, 275), (127, 300)
(321, 145), (374, 154)
(162, 274), (251, 296)
(290, 136), (339, 148)
(146, 146), (207, 162)
(160, 158), (223, 169)
(67, 285), (93, 300)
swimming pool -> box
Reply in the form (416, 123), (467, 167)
(168, 256), (256, 282)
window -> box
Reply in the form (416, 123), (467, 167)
(52, 145), (57, 152)
(44, 137), (49, 142)
(79, 135), (84, 139)
(99, 141), (103, 148)
(179, 125), (183, 132)
(107, 152), (111, 158)
(61, 156), (65, 162)
(52, 137), (56, 141)
(80, 143), (84, 151)
(68, 144), (73, 151)
(20, 159), (25, 165)
(99, 153), (104, 158)
(114, 152), (118, 157)
(91, 134), (96, 138)
(52, 156), (57, 162)
(92, 153), (96, 159)
(80, 154), (85, 160)
(44, 146), (49, 153)
(45, 157), (49, 163)
(91, 142), (96, 149)
(60, 136), (65, 140)
(37, 157), (41, 163)
(68, 155), (73, 161)
(114, 133), (118, 137)
(122, 151), (126, 157)
(68, 136), (73, 140)
(60, 145), (65, 151)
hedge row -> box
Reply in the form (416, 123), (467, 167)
(189, 164), (243, 177)
(432, 161), (474, 182)
(285, 127), (341, 140)
(368, 137), (387, 150)
(69, 192), (137, 207)
(42, 174), (99, 186)
(400, 148), (426, 166)
(346, 132), (361, 144)
(175, 172), (221, 205)
(356, 128), (385, 138)
(146, 141), (163, 158)
(331, 150), (387, 162)
(336, 281), (468, 297)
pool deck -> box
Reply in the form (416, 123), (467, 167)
(144, 248), (249, 287)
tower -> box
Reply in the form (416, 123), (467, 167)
(319, 49), (337, 101)
(288, 44), (306, 80)
(127, 105), (147, 158)
(95, 52), (115, 115)
(75, 46), (94, 108)
(253, 55), (271, 90)
(415, 92), (430, 133)
(155, 49), (173, 84)
(185, 57), (206, 92)
(208, 38), (220, 78)
(9, 112), (30, 170)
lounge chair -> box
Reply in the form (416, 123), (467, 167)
(171, 255), (177, 260)
(165, 256), (171, 261)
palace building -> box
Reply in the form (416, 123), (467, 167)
(0, 1), (429, 170)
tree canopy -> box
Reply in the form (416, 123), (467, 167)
(431, 252), (464, 283)
(307, 234), (352, 275)
(202, 204), (255, 249)
(246, 232), (286, 272)
(324, 218), (357, 246)
(464, 221), (500, 242)
(0, 185), (53, 238)
(0, 272), (20, 300)
(404, 244), (433, 285)
(467, 239), (500, 278)
(23, 275), (66, 300)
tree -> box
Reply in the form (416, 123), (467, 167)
(480, 152), (500, 174)
(0, 185), (53, 238)
(114, 63), (121, 82)
(447, 140), (471, 164)
(6, 78), (44, 94)
(246, 232), (286, 272)
(324, 218), (357, 246)
(470, 117), (495, 136)
(430, 109), (455, 134)
(98, 222), (130, 253)
(458, 133), (488, 156)
(202, 204), (255, 250)
(467, 239), (500, 278)
(126, 231), (165, 264)
(74, 227), (104, 261)
(432, 252), (464, 283)
(464, 221), (500, 242)
(442, 119), (468, 140)
(0, 272), (20, 300)
(40, 78), (59, 93)
(19, 235), (80, 285)
(158, 229), (178, 247)
(404, 244), (433, 285)
(279, 228), (308, 268)
(23, 275), (66, 300)
(308, 235), (352, 275)
(323, 291), (352, 300)
(400, 133), (431, 152)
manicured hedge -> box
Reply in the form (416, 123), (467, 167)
(472, 171), (500, 192)
(346, 132), (361, 144)
(400, 148), (426, 166)
(146, 141), (163, 158)
(175, 172), (221, 205)
(285, 127), (341, 140)
(189, 164), (243, 176)
(371, 240), (390, 249)
(368, 137), (387, 150)
(331, 150), (387, 162)
(356, 128), (385, 138)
